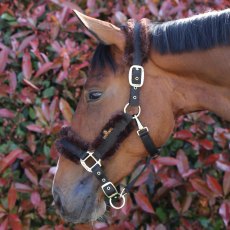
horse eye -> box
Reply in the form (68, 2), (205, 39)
(88, 91), (103, 101)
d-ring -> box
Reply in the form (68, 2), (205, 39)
(124, 103), (141, 117)
(109, 194), (126, 210)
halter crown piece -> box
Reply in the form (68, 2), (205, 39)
(57, 22), (160, 209)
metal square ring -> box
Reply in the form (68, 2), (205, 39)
(80, 151), (101, 172)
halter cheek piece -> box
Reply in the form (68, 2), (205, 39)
(56, 22), (160, 209)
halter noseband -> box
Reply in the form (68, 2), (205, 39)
(56, 22), (160, 209)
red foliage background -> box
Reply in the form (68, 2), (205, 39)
(0, 1), (230, 229)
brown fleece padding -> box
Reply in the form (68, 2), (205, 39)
(121, 19), (151, 65)
(55, 113), (134, 163)
(91, 113), (134, 160)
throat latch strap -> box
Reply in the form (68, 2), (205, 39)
(133, 115), (159, 158)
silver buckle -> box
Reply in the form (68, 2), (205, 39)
(133, 115), (149, 136)
(101, 182), (118, 199)
(80, 151), (101, 172)
(128, 65), (144, 88)
(137, 127), (149, 136)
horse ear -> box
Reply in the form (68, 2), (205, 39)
(73, 9), (125, 51)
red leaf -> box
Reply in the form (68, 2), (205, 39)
(0, 178), (7, 187)
(181, 193), (193, 213)
(199, 139), (213, 150)
(22, 79), (39, 91)
(25, 167), (38, 185)
(223, 172), (230, 196)
(22, 50), (32, 79)
(176, 149), (189, 176)
(170, 191), (181, 212)
(204, 154), (219, 166)
(41, 99), (50, 122)
(206, 175), (223, 197)
(219, 201), (230, 227)
(182, 169), (199, 178)
(155, 157), (179, 166)
(0, 48), (9, 73)
(0, 108), (15, 118)
(35, 62), (53, 77)
(26, 124), (44, 133)
(31, 191), (41, 208)
(50, 144), (59, 160)
(190, 178), (214, 198)
(61, 49), (70, 70)
(216, 160), (230, 172)
(162, 178), (181, 188)
(8, 185), (17, 210)
(155, 224), (167, 230)
(38, 200), (46, 218)
(8, 71), (17, 94)
(27, 134), (36, 153)
(18, 34), (36, 53)
(133, 168), (150, 187)
(87, 0), (96, 9)
(50, 96), (59, 123)
(200, 114), (215, 125)
(0, 217), (8, 230)
(8, 214), (22, 230)
(174, 130), (193, 140)
(14, 182), (33, 193)
(121, 196), (132, 216)
(0, 149), (22, 174)
(135, 190), (154, 214)
(59, 98), (73, 123)
(146, 0), (158, 16)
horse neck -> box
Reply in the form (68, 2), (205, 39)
(149, 47), (230, 121)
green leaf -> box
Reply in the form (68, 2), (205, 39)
(43, 87), (55, 98)
(29, 107), (36, 120)
(156, 207), (167, 222)
(1, 13), (16, 21)
(43, 144), (50, 158)
(198, 217), (210, 228)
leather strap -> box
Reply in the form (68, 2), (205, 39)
(92, 165), (118, 198)
(138, 128), (159, 158)
(129, 22), (143, 107)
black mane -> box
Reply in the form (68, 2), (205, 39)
(150, 9), (230, 54)
(90, 10), (230, 71)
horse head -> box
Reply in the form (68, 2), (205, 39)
(52, 10), (177, 223)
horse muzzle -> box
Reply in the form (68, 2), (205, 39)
(52, 173), (106, 223)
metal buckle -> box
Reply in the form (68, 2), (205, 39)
(132, 115), (149, 136)
(101, 182), (118, 199)
(137, 127), (149, 136)
(80, 151), (101, 173)
(128, 65), (144, 88)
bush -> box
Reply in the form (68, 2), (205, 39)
(0, 1), (229, 229)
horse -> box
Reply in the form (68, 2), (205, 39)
(52, 9), (230, 223)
